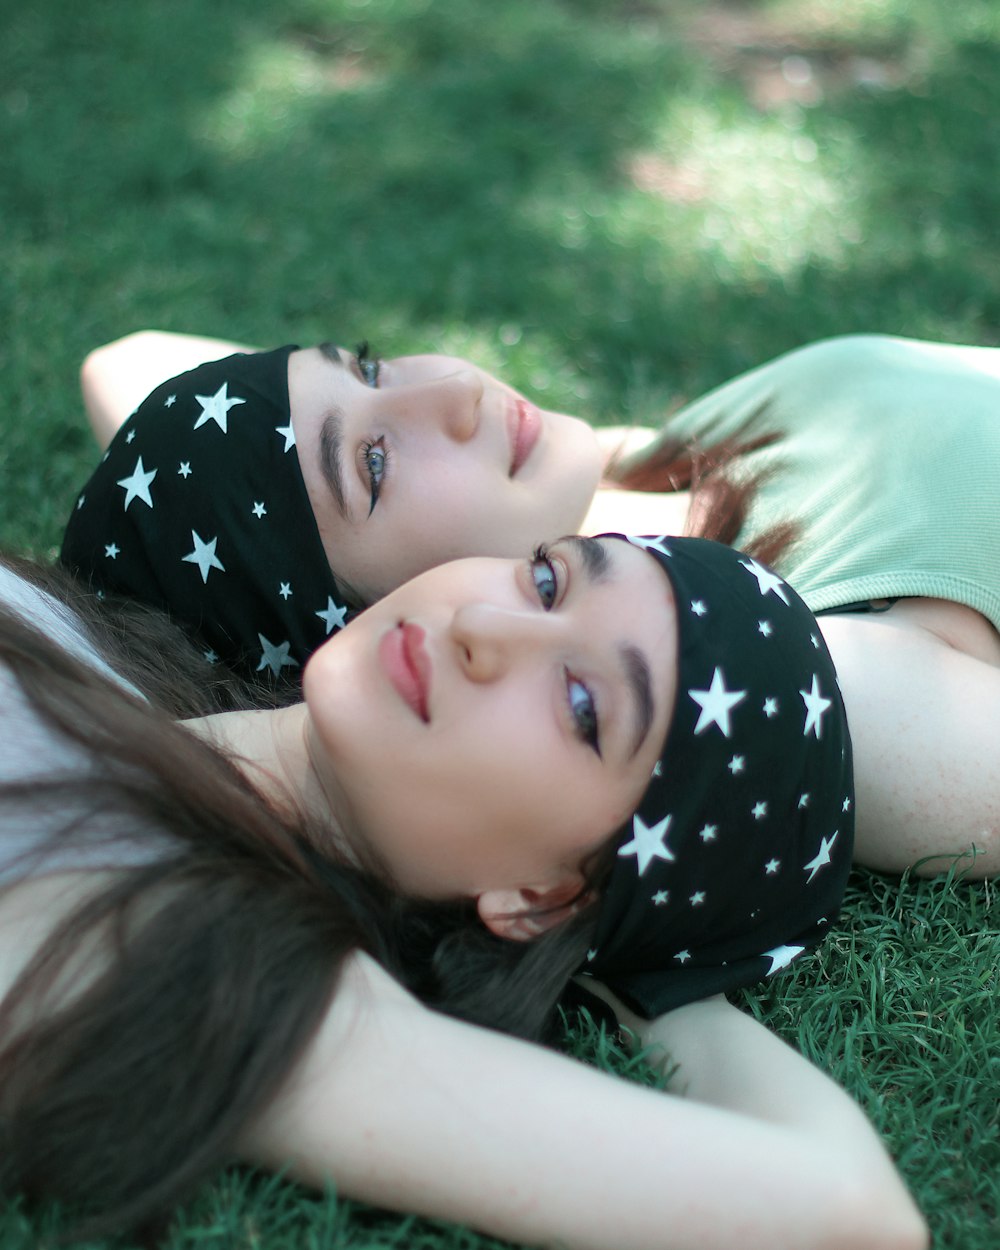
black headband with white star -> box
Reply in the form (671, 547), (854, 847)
(586, 536), (854, 1018)
(61, 348), (348, 684)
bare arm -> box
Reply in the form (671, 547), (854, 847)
(241, 954), (927, 1250)
(80, 330), (258, 450)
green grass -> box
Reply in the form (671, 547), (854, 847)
(1, 0), (999, 1244)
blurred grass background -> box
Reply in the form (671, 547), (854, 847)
(1, 0), (998, 1245)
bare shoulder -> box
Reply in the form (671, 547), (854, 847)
(881, 598), (1000, 666)
(819, 597), (1000, 667)
(817, 599), (1000, 875)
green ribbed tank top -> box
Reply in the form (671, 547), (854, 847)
(659, 335), (1000, 632)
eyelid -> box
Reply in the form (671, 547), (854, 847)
(565, 668), (601, 758)
(356, 434), (390, 514)
(354, 342), (383, 387)
(528, 543), (569, 611)
(554, 540), (610, 758)
(545, 543), (571, 610)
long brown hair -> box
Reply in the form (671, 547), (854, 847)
(603, 420), (797, 569)
(0, 559), (601, 1239)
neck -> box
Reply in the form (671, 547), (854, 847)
(183, 704), (360, 867)
(583, 483), (692, 538)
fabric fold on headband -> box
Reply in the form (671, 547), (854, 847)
(585, 536), (854, 1018)
(61, 347), (348, 684)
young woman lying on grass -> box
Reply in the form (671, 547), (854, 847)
(0, 533), (925, 1249)
(66, 330), (1000, 880)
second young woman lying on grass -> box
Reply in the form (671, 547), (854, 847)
(0, 535), (924, 1248)
(65, 330), (1000, 879)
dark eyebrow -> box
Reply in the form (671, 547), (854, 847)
(561, 535), (656, 759)
(561, 534), (611, 585)
(318, 342), (346, 367)
(319, 411), (349, 520)
(621, 642), (655, 759)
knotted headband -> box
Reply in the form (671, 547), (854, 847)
(586, 536), (854, 1017)
(61, 347), (349, 685)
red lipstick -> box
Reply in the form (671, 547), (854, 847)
(508, 397), (542, 476)
(379, 622), (431, 722)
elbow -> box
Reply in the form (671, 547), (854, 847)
(871, 1206), (929, 1250)
(830, 1176), (929, 1250)
(80, 329), (159, 385)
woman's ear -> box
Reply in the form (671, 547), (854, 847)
(477, 880), (595, 942)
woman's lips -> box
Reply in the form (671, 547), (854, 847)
(508, 397), (542, 476)
(379, 622), (431, 722)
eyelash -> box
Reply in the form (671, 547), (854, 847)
(529, 545), (602, 757)
(361, 437), (389, 516)
(355, 341), (383, 388)
(353, 343), (387, 514)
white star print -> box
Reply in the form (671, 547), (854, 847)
(652, 890), (669, 906)
(252, 501), (267, 518)
(178, 461), (192, 478)
(315, 596), (348, 634)
(674, 950), (691, 964)
(763, 697), (779, 717)
(800, 674), (833, 738)
(728, 754), (745, 775)
(691, 600), (707, 616)
(651, 759), (663, 778)
(77, 494), (86, 510)
(116, 457), (157, 510)
(752, 801), (768, 820)
(275, 422), (296, 452)
(763, 945), (804, 975)
(104, 543), (120, 559)
(810, 633), (821, 649)
(628, 535), (672, 557)
(193, 382), (246, 433)
(798, 793), (810, 809)
(740, 557), (790, 603)
(618, 813), (675, 876)
(182, 530), (225, 583)
(804, 831), (839, 883)
(689, 891), (706, 906)
(842, 796), (852, 812)
(165, 394), (176, 408)
(256, 634), (300, 676)
(765, 858), (780, 875)
(586, 949), (597, 962)
(689, 666), (747, 737)
(125, 429), (135, 444)
(699, 823), (718, 842)
(204, 649), (218, 664)
(279, 582), (292, 600)
(758, 620), (773, 637)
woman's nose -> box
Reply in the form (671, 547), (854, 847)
(398, 370), (482, 443)
(450, 602), (546, 683)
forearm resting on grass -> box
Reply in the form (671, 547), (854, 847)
(80, 330), (257, 449)
(240, 955), (929, 1250)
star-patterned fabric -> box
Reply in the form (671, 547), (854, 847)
(586, 536), (854, 1018)
(61, 348), (348, 685)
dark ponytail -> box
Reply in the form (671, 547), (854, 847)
(604, 422), (798, 569)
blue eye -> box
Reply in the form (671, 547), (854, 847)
(530, 545), (558, 609)
(567, 673), (601, 757)
(355, 341), (382, 388)
(362, 438), (389, 515)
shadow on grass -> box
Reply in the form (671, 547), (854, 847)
(2, 1), (1000, 518)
